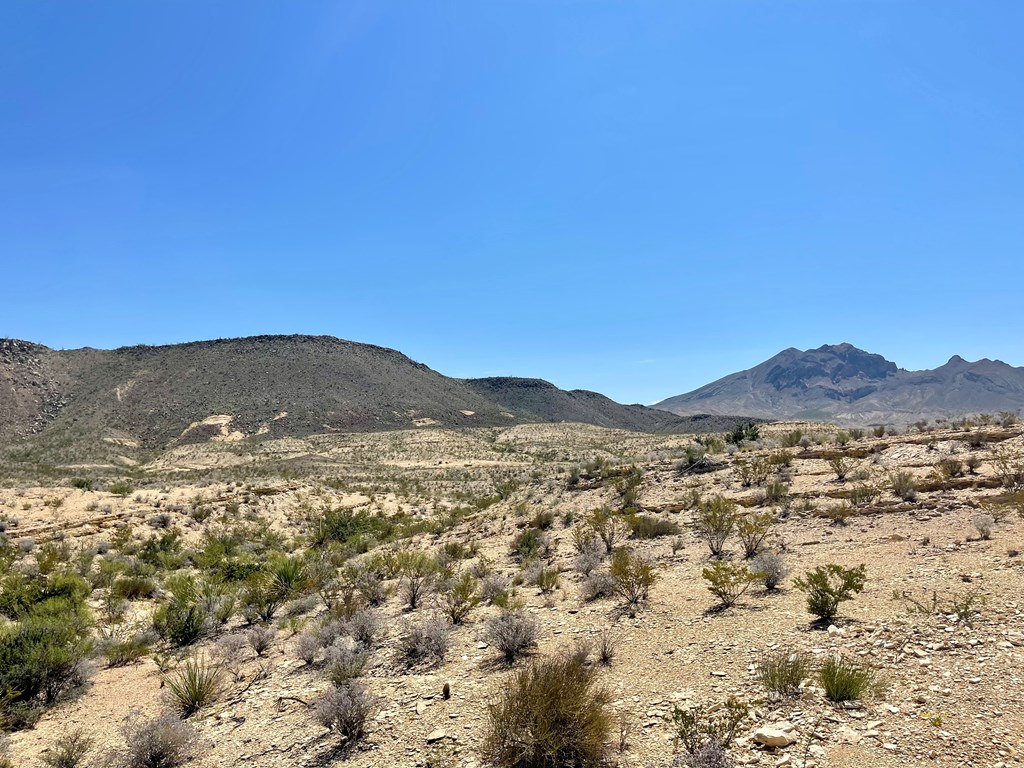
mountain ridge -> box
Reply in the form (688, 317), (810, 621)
(655, 343), (1024, 424)
(0, 335), (747, 456)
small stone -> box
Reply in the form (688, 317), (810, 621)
(426, 729), (448, 744)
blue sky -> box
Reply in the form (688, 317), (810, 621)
(2, 2), (1022, 404)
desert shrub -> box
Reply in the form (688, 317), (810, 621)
(972, 513), (995, 540)
(846, 484), (879, 506)
(817, 502), (854, 526)
(115, 713), (197, 768)
(314, 682), (379, 745)
(102, 631), (153, 667)
(580, 571), (616, 603)
(819, 655), (875, 702)
(827, 456), (851, 481)
(726, 422), (760, 445)
(345, 607), (382, 648)
(993, 449), (1024, 490)
(735, 456), (770, 488)
(693, 496), (736, 558)
(0, 597), (92, 717)
(512, 528), (551, 562)
(246, 625), (276, 657)
(965, 455), (983, 474)
(702, 561), (759, 609)
(735, 510), (773, 559)
(586, 507), (628, 554)
(395, 548), (436, 610)
(310, 507), (393, 550)
(872, 425), (886, 438)
(793, 563), (867, 622)
(756, 649), (808, 698)
(485, 610), (539, 663)
(628, 515), (681, 539)
(936, 457), (964, 479)
(781, 430), (804, 448)
(40, 729), (93, 768)
(480, 573), (512, 605)
(112, 574), (158, 601)
(890, 471), (918, 501)
(574, 548), (603, 576)
(164, 655), (222, 717)
(152, 575), (211, 646)
(325, 637), (369, 684)
(608, 548), (657, 609)
(750, 551), (788, 590)
(108, 480), (135, 498)
(295, 630), (321, 665)
(482, 651), (611, 768)
(400, 618), (450, 666)
(596, 630), (616, 666)
(670, 697), (748, 755)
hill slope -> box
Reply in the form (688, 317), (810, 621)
(0, 335), (729, 454)
(654, 343), (1024, 424)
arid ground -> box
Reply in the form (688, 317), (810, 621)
(2, 421), (1023, 768)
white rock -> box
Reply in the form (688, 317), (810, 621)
(754, 721), (798, 748)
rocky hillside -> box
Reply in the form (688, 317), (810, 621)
(655, 343), (1024, 424)
(0, 335), (725, 453)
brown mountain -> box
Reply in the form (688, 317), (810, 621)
(654, 343), (1024, 424)
(0, 335), (736, 456)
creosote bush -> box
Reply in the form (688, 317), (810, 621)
(482, 651), (611, 768)
(608, 548), (657, 610)
(671, 697), (748, 756)
(40, 729), (93, 768)
(702, 561), (760, 609)
(793, 563), (867, 622)
(693, 496), (736, 558)
(735, 511), (773, 559)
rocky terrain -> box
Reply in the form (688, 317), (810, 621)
(655, 344), (1024, 425)
(1, 418), (1022, 768)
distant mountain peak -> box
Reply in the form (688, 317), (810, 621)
(655, 344), (1024, 425)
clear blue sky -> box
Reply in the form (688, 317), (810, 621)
(3, 2), (1022, 404)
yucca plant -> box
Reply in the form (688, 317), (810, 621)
(164, 655), (223, 717)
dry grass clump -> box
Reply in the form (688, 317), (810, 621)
(482, 650), (611, 768)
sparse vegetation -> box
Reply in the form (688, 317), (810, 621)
(482, 651), (612, 768)
(793, 563), (867, 622)
(820, 654), (876, 702)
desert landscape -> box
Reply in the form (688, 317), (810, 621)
(3, 414), (1022, 768)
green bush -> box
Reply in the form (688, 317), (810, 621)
(735, 510), (773, 559)
(670, 697), (748, 755)
(693, 496), (736, 558)
(793, 563), (867, 622)
(0, 596), (92, 721)
(108, 480), (135, 498)
(153, 574), (209, 645)
(627, 515), (681, 539)
(890, 471), (918, 501)
(40, 729), (93, 768)
(702, 561), (760, 609)
(608, 548), (657, 610)
(482, 651), (611, 768)
(756, 649), (808, 698)
(819, 655), (875, 702)
(439, 571), (481, 624)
